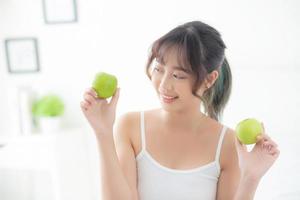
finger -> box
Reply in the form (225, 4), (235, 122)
(273, 149), (280, 157)
(268, 146), (279, 155)
(256, 135), (264, 143)
(109, 88), (120, 108)
(265, 139), (278, 147)
(83, 100), (90, 107)
(268, 147), (280, 157)
(269, 145), (274, 151)
(257, 133), (271, 144)
(256, 135), (269, 146)
(260, 134), (278, 147)
(95, 97), (108, 105)
(80, 101), (89, 111)
(80, 105), (86, 112)
(85, 87), (98, 98)
(262, 146), (276, 155)
(262, 141), (278, 149)
(262, 142), (270, 150)
(262, 133), (271, 140)
(255, 123), (266, 143)
(84, 93), (96, 104)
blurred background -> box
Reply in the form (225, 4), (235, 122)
(0, 0), (299, 199)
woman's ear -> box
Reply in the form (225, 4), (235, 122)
(206, 70), (219, 89)
(195, 70), (219, 96)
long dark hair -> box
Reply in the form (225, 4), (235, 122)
(145, 21), (232, 121)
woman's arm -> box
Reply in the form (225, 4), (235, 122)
(81, 88), (138, 200)
(233, 177), (260, 200)
(97, 131), (138, 200)
(216, 126), (280, 200)
(216, 129), (241, 200)
(234, 124), (280, 199)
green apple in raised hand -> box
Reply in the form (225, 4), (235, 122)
(236, 118), (263, 145)
(92, 72), (118, 98)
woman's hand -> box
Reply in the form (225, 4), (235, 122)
(235, 123), (280, 181)
(80, 87), (120, 138)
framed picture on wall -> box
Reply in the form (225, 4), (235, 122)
(42, 0), (78, 24)
(5, 38), (40, 74)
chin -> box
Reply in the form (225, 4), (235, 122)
(160, 104), (186, 114)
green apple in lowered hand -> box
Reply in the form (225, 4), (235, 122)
(236, 118), (263, 145)
(92, 72), (118, 98)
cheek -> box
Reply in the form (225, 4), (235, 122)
(180, 84), (196, 98)
(151, 76), (160, 88)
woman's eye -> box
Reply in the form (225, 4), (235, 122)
(173, 74), (185, 79)
(153, 67), (186, 79)
(154, 67), (161, 72)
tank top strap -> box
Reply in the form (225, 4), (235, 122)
(140, 111), (146, 151)
(215, 126), (227, 162)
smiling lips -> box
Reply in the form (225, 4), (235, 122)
(160, 94), (178, 103)
(161, 94), (177, 99)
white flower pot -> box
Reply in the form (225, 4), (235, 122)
(39, 116), (62, 134)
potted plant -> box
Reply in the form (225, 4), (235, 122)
(32, 94), (65, 133)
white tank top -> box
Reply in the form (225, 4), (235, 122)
(136, 111), (227, 200)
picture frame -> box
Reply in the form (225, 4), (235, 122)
(5, 38), (40, 74)
(42, 0), (78, 24)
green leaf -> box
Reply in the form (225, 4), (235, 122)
(32, 95), (64, 117)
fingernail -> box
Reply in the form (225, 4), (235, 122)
(257, 135), (262, 140)
(269, 145), (272, 150)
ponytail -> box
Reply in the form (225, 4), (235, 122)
(201, 57), (232, 121)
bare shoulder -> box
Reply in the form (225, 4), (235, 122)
(114, 111), (141, 140)
(223, 127), (237, 152)
(114, 109), (159, 156)
(220, 127), (239, 170)
(206, 117), (236, 150)
(115, 111), (140, 129)
(114, 111), (144, 156)
(204, 117), (238, 170)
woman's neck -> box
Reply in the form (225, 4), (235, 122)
(159, 108), (207, 133)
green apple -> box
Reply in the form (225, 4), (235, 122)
(92, 72), (118, 98)
(235, 118), (263, 145)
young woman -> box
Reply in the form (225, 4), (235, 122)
(80, 21), (280, 200)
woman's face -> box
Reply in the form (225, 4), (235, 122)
(151, 48), (204, 113)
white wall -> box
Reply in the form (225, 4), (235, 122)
(0, 0), (300, 199)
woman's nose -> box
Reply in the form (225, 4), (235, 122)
(159, 75), (173, 92)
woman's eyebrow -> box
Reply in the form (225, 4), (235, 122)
(172, 66), (190, 73)
(155, 59), (191, 73)
(173, 66), (185, 70)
